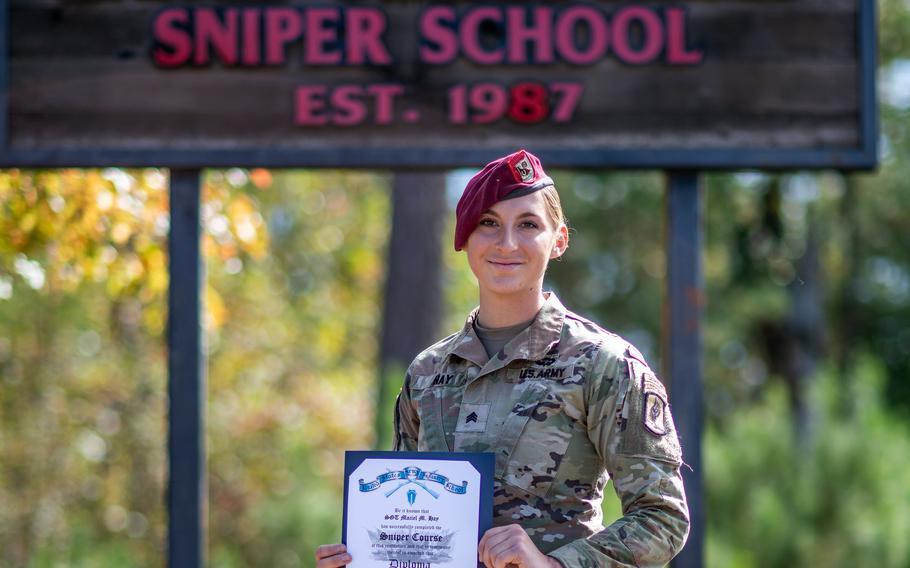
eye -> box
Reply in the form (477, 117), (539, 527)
(519, 220), (540, 229)
(479, 217), (498, 227)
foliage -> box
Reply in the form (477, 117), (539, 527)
(847, 103), (910, 414)
(0, 168), (390, 566)
(204, 169), (389, 566)
(0, 169), (173, 567)
(706, 359), (910, 568)
(880, 0), (910, 65)
(543, 171), (665, 363)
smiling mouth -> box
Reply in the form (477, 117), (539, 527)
(488, 260), (523, 267)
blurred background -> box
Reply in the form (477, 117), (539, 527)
(3, 2), (910, 567)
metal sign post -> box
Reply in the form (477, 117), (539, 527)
(664, 172), (705, 568)
(167, 169), (205, 568)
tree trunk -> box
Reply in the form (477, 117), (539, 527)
(374, 172), (446, 450)
(834, 174), (862, 417)
(785, 210), (825, 449)
(758, 182), (825, 450)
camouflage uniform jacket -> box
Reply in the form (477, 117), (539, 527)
(394, 294), (690, 567)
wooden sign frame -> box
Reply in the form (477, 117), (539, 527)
(0, 0), (877, 170)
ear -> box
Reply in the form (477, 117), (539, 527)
(550, 224), (569, 259)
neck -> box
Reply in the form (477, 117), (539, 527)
(476, 286), (546, 328)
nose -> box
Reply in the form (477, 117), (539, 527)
(495, 225), (518, 252)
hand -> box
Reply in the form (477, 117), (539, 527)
(478, 524), (562, 568)
(315, 543), (352, 568)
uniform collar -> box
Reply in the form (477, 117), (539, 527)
(448, 292), (566, 368)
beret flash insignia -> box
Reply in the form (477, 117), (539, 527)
(508, 151), (536, 183)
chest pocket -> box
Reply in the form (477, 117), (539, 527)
(410, 374), (465, 452)
(497, 379), (573, 499)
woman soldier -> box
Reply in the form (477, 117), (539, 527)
(316, 150), (689, 567)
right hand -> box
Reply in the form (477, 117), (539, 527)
(315, 543), (352, 568)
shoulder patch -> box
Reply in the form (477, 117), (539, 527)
(643, 390), (668, 436)
(617, 356), (682, 464)
(641, 371), (668, 436)
(641, 371), (664, 394)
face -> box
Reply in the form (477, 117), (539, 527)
(464, 190), (568, 298)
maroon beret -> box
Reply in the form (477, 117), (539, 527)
(454, 149), (554, 251)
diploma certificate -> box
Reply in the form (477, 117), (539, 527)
(343, 451), (494, 568)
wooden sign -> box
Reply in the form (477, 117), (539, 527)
(0, 0), (877, 169)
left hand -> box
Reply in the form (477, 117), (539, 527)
(478, 524), (562, 568)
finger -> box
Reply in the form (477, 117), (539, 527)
(315, 552), (352, 568)
(478, 527), (499, 567)
(483, 534), (509, 566)
(481, 524), (523, 549)
(315, 544), (346, 560)
(480, 525), (523, 568)
(478, 529), (487, 554)
(480, 531), (503, 568)
(479, 534), (492, 568)
(484, 529), (523, 568)
(488, 525), (526, 553)
(488, 538), (521, 568)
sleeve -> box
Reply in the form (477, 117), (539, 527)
(393, 370), (420, 451)
(547, 346), (690, 568)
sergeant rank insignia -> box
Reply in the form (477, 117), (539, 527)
(456, 403), (490, 433)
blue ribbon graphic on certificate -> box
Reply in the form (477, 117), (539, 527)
(358, 466), (469, 502)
